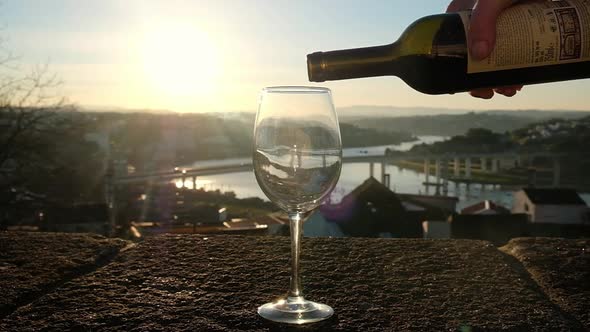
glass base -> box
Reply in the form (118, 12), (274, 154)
(258, 296), (333, 324)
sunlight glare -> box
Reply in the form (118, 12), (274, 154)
(141, 22), (220, 107)
(174, 178), (213, 189)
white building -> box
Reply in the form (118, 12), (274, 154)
(512, 188), (588, 224)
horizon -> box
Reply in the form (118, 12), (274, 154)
(76, 104), (590, 115)
(3, 0), (590, 113)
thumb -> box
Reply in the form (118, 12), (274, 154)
(469, 0), (515, 60)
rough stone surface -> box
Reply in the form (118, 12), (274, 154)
(0, 231), (130, 319)
(501, 237), (590, 328)
(0, 234), (585, 331)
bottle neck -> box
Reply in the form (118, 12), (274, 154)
(307, 42), (399, 82)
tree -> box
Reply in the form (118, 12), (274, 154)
(0, 39), (94, 227)
(0, 38), (72, 191)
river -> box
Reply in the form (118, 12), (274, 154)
(178, 136), (590, 210)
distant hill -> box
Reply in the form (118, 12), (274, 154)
(79, 104), (590, 120)
(336, 105), (590, 119)
(348, 113), (535, 136)
(78, 106), (175, 114)
(336, 105), (464, 118)
(340, 107), (590, 136)
(77, 105), (590, 137)
(481, 109), (590, 120)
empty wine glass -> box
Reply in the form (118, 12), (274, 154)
(253, 86), (342, 324)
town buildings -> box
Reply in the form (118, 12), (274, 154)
(512, 188), (589, 224)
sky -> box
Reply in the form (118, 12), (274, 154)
(2, 0), (589, 113)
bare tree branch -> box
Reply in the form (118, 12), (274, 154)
(0, 39), (73, 193)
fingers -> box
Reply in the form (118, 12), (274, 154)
(469, 0), (515, 60)
(470, 85), (523, 99)
(495, 85), (523, 97)
(470, 89), (494, 99)
(495, 88), (516, 97)
(446, 0), (477, 12)
(447, 1), (524, 99)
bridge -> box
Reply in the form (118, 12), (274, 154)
(112, 151), (565, 188)
(112, 164), (254, 185)
(345, 151), (565, 193)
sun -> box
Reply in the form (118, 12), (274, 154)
(140, 22), (220, 105)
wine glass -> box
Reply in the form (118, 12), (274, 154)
(253, 86), (342, 324)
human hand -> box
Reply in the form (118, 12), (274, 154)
(446, 0), (523, 99)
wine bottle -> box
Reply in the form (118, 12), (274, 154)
(307, 0), (590, 94)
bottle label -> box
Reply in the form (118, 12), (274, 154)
(459, 0), (590, 73)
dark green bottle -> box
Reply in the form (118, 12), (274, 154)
(307, 1), (590, 94)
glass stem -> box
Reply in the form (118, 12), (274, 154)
(288, 212), (303, 301)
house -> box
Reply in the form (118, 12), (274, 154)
(398, 193), (457, 237)
(0, 187), (47, 228)
(512, 188), (588, 224)
(324, 176), (458, 238)
(422, 221), (451, 239)
(397, 193), (458, 212)
(461, 200), (510, 215)
(450, 214), (529, 245)
(320, 177), (412, 238)
(316, 177), (460, 238)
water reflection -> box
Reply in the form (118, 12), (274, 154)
(174, 178), (213, 190)
(181, 162), (588, 211)
(171, 135), (589, 210)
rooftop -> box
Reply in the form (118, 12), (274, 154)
(0, 232), (588, 331)
(461, 200), (511, 215)
(522, 188), (587, 205)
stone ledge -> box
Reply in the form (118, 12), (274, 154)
(0, 233), (587, 331)
(501, 238), (590, 328)
(0, 231), (131, 319)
